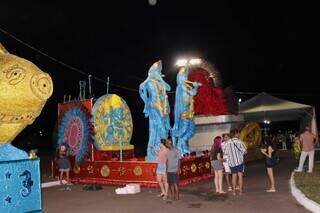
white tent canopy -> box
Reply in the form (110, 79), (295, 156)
(239, 92), (317, 135)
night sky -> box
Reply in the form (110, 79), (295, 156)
(1, 1), (318, 155)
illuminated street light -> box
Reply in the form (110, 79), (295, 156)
(189, 58), (202, 65)
(176, 59), (188, 67)
(238, 98), (242, 103)
(148, 0), (157, 6)
(176, 58), (202, 67)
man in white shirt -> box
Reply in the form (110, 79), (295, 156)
(223, 129), (247, 195)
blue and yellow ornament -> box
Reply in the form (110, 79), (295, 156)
(92, 94), (133, 151)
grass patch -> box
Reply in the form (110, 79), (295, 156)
(294, 163), (320, 204)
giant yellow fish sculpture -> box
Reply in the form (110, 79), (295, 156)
(0, 43), (53, 159)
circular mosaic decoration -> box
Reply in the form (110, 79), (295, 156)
(57, 107), (90, 163)
(239, 122), (262, 148)
(92, 94), (133, 151)
(191, 163), (197, 173)
(100, 165), (110, 177)
(133, 166), (142, 176)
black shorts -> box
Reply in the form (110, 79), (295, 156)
(230, 163), (244, 174)
(266, 157), (275, 168)
(167, 172), (179, 184)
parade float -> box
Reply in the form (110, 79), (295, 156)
(185, 59), (262, 161)
(52, 59), (262, 187)
(0, 43), (53, 212)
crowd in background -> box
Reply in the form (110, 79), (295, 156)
(208, 125), (318, 195)
(265, 126), (317, 173)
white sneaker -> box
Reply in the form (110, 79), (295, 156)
(294, 169), (302, 172)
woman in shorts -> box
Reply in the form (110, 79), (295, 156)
(156, 139), (169, 200)
(261, 139), (277, 192)
(211, 136), (226, 194)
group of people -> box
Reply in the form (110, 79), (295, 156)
(156, 138), (181, 201)
(154, 127), (280, 199)
(210, 128), (280, 195)
(210, 129), (248, 195)
(268, 126), (317, 173)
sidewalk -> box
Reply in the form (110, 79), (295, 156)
(42, 151), (309, 213)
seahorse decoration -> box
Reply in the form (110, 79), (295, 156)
(139, 60), (171, 161)
(172, 67), (200, 155)
(19, 170), (33, 197)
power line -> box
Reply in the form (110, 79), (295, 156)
(0, 27), (89, 76)
(4, 27), (317, 98)
(0, 27), (140, 92)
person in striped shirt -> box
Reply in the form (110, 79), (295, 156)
(222, 129), (247, 195)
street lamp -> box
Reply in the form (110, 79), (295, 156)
(263, 119), (271, 135)
(189, 58), (202, 65)
(175, 58), (202, 67)
(175, 59), (188, 67)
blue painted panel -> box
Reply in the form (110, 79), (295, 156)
(0, 159), (42, 213)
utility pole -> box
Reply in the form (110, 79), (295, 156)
(106, 76), (110, 95)
(88, 74), (92, 97)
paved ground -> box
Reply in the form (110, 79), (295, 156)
(42, 151), (309, 213)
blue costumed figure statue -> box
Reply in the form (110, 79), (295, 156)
(139, 60), (171, 161)
(172, 66), (200, 155)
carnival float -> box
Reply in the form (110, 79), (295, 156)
(52, 58), (262, 187)
(0, 43), (53, 212)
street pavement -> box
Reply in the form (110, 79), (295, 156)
(42, 151), (309, 213)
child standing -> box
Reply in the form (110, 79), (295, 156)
(56, 143), (71, 190)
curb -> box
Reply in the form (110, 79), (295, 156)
(290, 172), (320, 213)
(41, 181), (61, 188)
